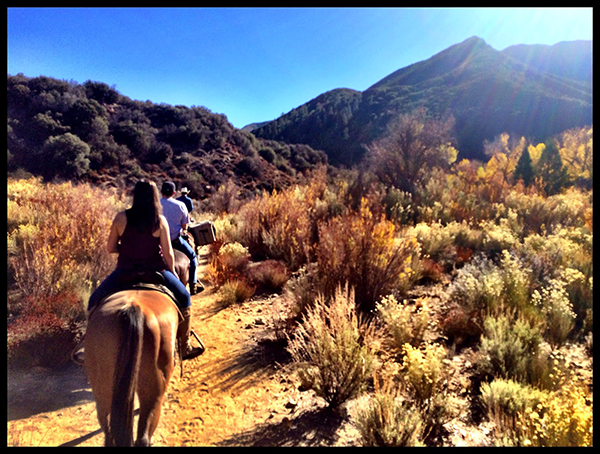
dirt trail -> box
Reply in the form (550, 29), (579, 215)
(7, 260), (358, 447)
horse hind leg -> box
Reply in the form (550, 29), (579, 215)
(96, 401), (115, 446)
(89, 376), (116, 446)
(135, 389), (165, 447)
(85, 317), (118, 446)
(135, 331), (174, 445)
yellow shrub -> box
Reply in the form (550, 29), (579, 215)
(218, 279), (255, 306)
(7, 177), (125, 365)
(377, 295), (430, 350)
(521, 381), (593, 446)
(211, 213), (242, 245)
(401, 343), (447, 405)
(238, 186), (314, 270)
(205, 241), (250, 287)
(400, 342), (452, 443)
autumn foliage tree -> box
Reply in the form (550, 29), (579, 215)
(366, 109), (457, 197)
(558, 126), (593, 189)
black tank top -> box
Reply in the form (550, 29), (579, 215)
(116, 211), (166, 272)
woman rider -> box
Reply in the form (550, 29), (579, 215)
(78, 179), (204, 362)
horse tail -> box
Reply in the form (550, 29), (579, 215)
(110, 304), (144, 446)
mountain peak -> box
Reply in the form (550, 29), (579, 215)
(368, 36), (493, 91)
(461, 35), (487, 45)
(449, 35), (493, 55)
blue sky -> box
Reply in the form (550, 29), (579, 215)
(7, 7), (593, 129)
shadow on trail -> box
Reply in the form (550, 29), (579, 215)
(187, 338), (291, 396)
(216, 407), (346, 447)
(7, 363), (94, 421)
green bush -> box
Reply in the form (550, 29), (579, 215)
(480, 378), (546, 446)
(477, 313), (544, 383)
(447, 254), (504, 313)
(531, 268), (581, 348)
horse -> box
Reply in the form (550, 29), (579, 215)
(173, 232), (197, 291)
(174, 249), (190, 289)
(84, 289), (181, 446)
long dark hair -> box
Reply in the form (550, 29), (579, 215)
(126, 180), (162, 234)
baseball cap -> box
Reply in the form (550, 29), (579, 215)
(161, 181), (176, 196)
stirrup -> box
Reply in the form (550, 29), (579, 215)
(182, 346), (204, 361)
(190, 282), (205, 296)
(71, 337), (85, 365)
(182, 330), (205, 360)
(71, 348), (85, 365)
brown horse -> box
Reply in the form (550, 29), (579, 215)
(84, 289), (180, 446)
(173, 233), (197, 290)
(174, 249), (190, 289)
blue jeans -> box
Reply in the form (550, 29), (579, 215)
(173, 236), (198, 285)
(87, 268), (191, 311)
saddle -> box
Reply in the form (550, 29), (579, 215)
(101, 270), (183, 321)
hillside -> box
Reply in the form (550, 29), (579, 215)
(7, 74), (327, 197)
(253, 37), (592, 165)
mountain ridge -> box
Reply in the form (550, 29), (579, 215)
(502, 39), (592, 82)
(252, 36), (592, 165)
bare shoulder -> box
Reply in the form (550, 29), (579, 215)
(158, 215), (170, 236)
(114, 210), (128, 226)
(111, 210), (127, 234)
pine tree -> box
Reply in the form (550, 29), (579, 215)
(536, 139), (569, 195)
(513, 146), (534, 187)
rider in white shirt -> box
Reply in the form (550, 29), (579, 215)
(160, 181), (202, 295)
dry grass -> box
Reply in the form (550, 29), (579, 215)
(7, 177), (125, 366)
(315, 199), (421, 312)
(286, 285), (379, 408)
